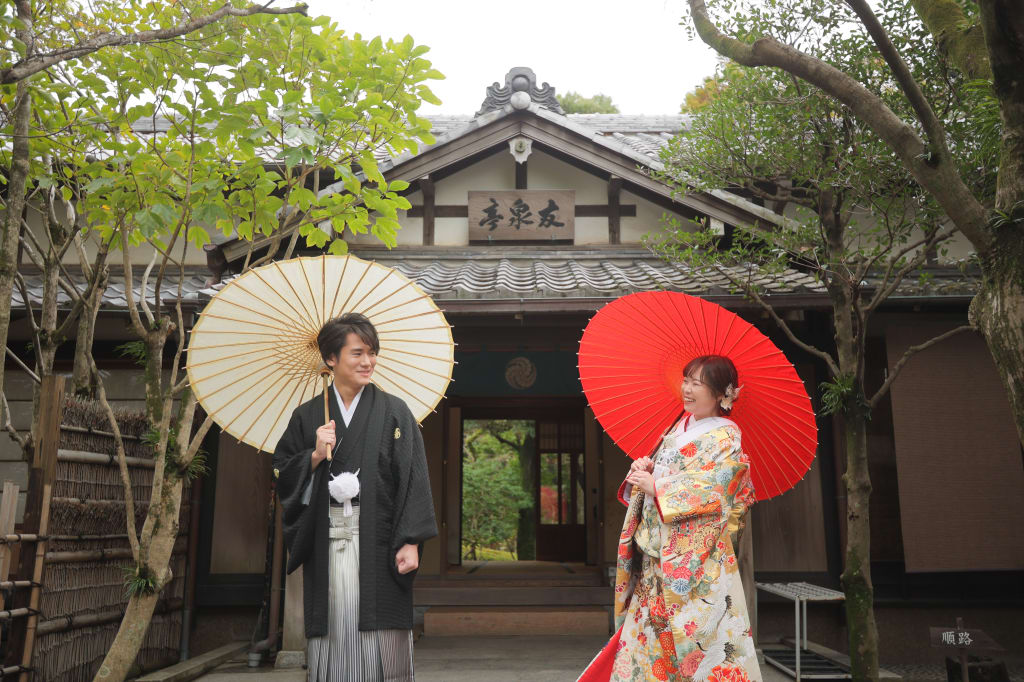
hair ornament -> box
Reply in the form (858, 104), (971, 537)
(720, 384), (742, 410)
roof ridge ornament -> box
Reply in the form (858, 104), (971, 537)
(477, 67), (565, 116)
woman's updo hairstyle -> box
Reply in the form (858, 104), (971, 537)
(683, 355), (740, 414)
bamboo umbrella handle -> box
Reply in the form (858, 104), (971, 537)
(320, 369), (333, 461)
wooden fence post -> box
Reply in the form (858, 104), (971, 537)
(0, 481), (20, 611)
(4, 375), (64, 675)
(18, 484), (52, 682)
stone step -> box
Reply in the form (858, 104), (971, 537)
(424, 606), (610, 637)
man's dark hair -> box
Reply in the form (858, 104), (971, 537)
(317, 312), (380, 363)
(683, 354), (739, 413)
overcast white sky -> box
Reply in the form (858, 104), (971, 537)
(303, 0), (722, 115)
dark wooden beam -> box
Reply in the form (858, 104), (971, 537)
(407, 204), (636, 219)
(575, 204), (636, 218)
(608, 175), (622, 245)
(420, 175), (435, 246)
(515, 160), (528, 190)
(408, 205), (466, 218)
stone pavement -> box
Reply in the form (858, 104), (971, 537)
(194, 636), (795, 682)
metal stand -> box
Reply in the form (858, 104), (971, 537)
(756, 582), (850, 681)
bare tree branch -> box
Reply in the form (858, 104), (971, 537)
(54, 245), (109, 341)
(712, 264), (841, 375)
(4, 347), (40, 384)
(1, 392), (29, 451)
(120, 228), (149, 339)
(185, 414), (215, 463)
(17, 220), (46, 269)
(14, 273), (43, 361)
(869, 324), (975, 408)
(168, 241), (189, 394)
(845, 0), (948, 151)
(0, 2), (310, 84)
(139, 251), (158, 328)
(865, 227), (958, 313)
(90, 358), (141, 560)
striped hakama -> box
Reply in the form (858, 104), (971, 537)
(307, 505), (416, 681)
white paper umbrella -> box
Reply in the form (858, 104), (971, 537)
(186, 254), (454, 453)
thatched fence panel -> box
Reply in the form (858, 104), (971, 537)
(20, 396), (196, 681)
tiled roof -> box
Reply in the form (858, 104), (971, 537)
(130, 113), (686, 167)
(12, 252), (976, 313)
(420, 114), (685, 161)
(366, 250), (824, 300)
(12, 268), (214, 311)
(371, 104), (683, 178)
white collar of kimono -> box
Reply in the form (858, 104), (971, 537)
(331, 384), (365, 428)
(672, 413), (738, 447)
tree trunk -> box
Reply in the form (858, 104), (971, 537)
(828, 241), (879, 680)
(144, 332), (166, 425)
(28, 253), (62, 454)
(971, 229), (1024, 446)
(840, 410), (879, 682)
(94, 476), (184, 681)
(0, 80), (31, 424)
(72, 265), (108, 397)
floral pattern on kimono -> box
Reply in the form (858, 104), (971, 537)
(610, 420), (760, 682)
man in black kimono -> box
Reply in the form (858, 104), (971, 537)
(273, 312), (438, 681)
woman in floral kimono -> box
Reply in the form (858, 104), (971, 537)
(582, 355), (760, 682)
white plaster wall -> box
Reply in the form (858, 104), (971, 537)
(621, 190), (695, 244)
(429, 152), (512, 245)
(434, 218), (468, 246)
(436, 152), (514, 204)
(574, 218), (610, 245)
(528, 151), (605, 203)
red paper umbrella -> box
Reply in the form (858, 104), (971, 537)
(578, 291), (817, 500)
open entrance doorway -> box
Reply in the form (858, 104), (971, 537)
(456, 403), (588, 568)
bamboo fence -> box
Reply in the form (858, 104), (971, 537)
(3, 394), (194, 681)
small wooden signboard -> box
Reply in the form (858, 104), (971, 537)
(930, 618), (1004, 682)
(469, 190), (575, 241)
(929, 626), (1003, 651)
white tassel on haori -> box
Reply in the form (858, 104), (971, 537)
(328, 469), (360, 516)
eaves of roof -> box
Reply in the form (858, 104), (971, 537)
(12, 253), (975, 316)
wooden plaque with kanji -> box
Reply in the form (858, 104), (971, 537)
(468, 190), (575, 241)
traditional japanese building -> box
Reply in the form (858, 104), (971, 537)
(5, 67), (1023, 666)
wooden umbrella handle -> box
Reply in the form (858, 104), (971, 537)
(320, 369), (332, 461)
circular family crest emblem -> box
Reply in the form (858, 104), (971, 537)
(505, 356), (537, 390)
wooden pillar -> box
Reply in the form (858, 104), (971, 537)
(608, 176), (622, 244)
(5, 375), (63, 671)
(276, 563), (306, 668)
(0, 482), (20, 611)
(443, 406), (462, 567)
(420, 175), (435, 246)
(584, 408), (601, 566)
(515, 160), (528, 190)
